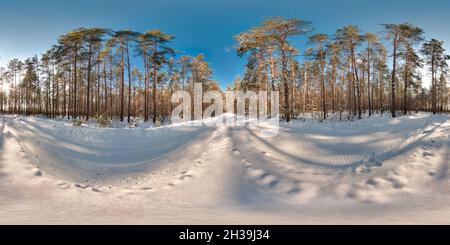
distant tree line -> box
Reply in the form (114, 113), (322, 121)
(0, 17), (449, 124)
(0, 28), (219, 124)
(232, 17), (450, 121)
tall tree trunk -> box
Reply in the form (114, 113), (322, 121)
(56, 76), (59, 117)
(431, 51), (436, 114)
(120, 44), (125, 121)
(331, 62), (336, 113)
(351, 45), (362, 119)
(97, 52), (101, 115)
(391, 33), (398, 118)
(152, 61), (157, 124)
(403, 53), (409, 115)
(379, 61), (384, 115)
(367, 41), (372, 116)
(126, 44), (132, 123)
(68, 69), (71, 119)
(103, 60), (107, 113)
(86, 42), (93, 121)
(319, 49), (326, 120)
(152, 42), (158, 124)
(73, 44), (78, 119)
(143, 48), (149, 122)
(281, 47), (290, 122)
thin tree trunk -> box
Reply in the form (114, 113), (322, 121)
(367, 41), (372, 116)
(403, 52), (409, 115)
(143, 48), (148, 122)
(120, 44), (125, 121)
(126, 44), (132, 123)
(86, 42), (93, 120)
(391, 33), (398, 118)
(152, 61), (157, 124)
(319, 49), (326, 120)
(351, 45), (362, 119)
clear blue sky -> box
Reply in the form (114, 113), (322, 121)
(1, 0), (450, 89)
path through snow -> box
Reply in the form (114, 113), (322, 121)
(0, 113), (450, 224)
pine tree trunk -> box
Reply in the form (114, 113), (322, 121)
(120, 44), (125, 121)
(86, 42), (93, 121)
(152, 62), (157, 124)
(143, 48), (148, 122)
(391, 33), (398, 118)
(403, 53), (409, 115)
(127, 44), (132, 123)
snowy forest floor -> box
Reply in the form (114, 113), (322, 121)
(1, 112), (450, 224)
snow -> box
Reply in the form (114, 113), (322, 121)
(1, 112), (450, 224)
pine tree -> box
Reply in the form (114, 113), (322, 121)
(421, 39), (448, 114)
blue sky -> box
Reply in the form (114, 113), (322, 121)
(1, 0), (450, 89)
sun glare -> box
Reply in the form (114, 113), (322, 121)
(0, 83), (10, 94)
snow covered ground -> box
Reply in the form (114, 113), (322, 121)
(1, 112), (450, 224)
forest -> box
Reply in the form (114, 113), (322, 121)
(2, 7), (450, 225)
(0, 17), (449, 125)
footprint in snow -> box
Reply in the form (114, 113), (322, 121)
(384, 177), (405, 189)
(367, 152), (383, 167)
(75, 184), (90, 189)
(286, 188), (301, 194)
(180, 174), (192, 180)
(163, 183), (176, 190)
(58, 182), (71, 189)
(256, 174), (279, 187)
(392, 182), (404, 189)
(246, 167), (265, 178)
(140, 187), (154, 192)
(268, 180), (280, 188)
(345, 190), (359, 199)
(422, 151), (434, 158)
(366, 178), (379, 186)
(261, 151), (273, 157)
(192, 160), (202, 166)
(421, 130), (432, 134)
